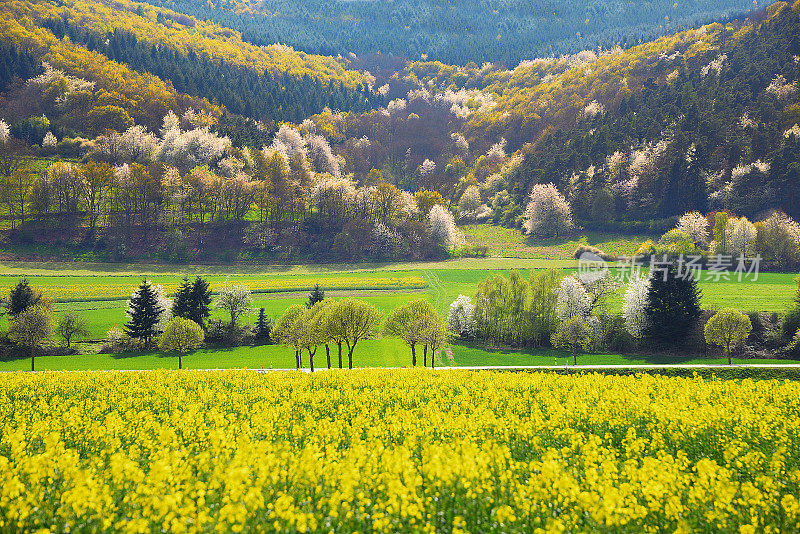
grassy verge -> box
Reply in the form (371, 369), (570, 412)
(460, 224), (651, 259)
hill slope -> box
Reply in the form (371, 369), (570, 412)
(140, 0), (759, 66)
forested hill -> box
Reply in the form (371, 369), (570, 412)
(0, 0), (383, 126)
(142, 0), (758, 65)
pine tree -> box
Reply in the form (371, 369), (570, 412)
(171, 276), (193, 321)
(7, 279), (42, 318)
(188, 277), (213, 329)
(125, 279), (164, 346)
(643, 265), (702, 345)
(254, 308), (273, 342)
(307, 284), (325, 308)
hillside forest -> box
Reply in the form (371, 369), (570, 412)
(0, 0), (799, 264)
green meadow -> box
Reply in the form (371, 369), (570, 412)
(0, 257), (797, 371)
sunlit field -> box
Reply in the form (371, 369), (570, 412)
(1, 370), (799, 533)
(0, 262), (797, 370)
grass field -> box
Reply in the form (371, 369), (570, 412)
(0, 258), (798, 371)
(461, 224), (651, 259)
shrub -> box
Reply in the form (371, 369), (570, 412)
(103, 327), (131, 352)
(781, 307), (800, 341)
(573, 244), (614, 261)
(634, 240), (657, 259)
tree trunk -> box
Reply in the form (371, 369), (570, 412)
(326, 344), (331, 369)
(30, 348), (35, 372)
(178, 353), (182, 369)
(411, 344), (416, 367)
(338, 342), (343, 369)
(295, 350), (300, 370)
(309, 348), (315, 373)
(573, 352), (577, 366)
(431, 349), (435, 369)
(348, 348), (355, 370)
(424, 345), (428, 367)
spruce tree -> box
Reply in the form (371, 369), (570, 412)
(7, 278), (42, 318)
(125, 279), (164, 346)
(643, 265), (702, 345)
(307, 284), (325, 308)
(188, 276), (213, 329)
(254, 308), (273, 343)
(171, 276), (193, 321)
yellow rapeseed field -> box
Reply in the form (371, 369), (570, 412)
(0, 275), (426, 302)
(0, 370), (799, 533)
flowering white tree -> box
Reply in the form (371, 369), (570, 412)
(728, 217), (757, 257)
(398, 190), (420, 221)
(676, 211), (710, 245)
(419, 159), (436, 177)
(159, 113), (230, 170)
(121, 125), (159, 163)
(582, 100), (606, 119)
(217, 156), (245, 179)
(623, 275), (650, 338)
(556, 275), (590, 321)
(154, 284), (173, 333)
(0, 120), (11, 144)
(215, 283), (253, 329)
(458, 185), (481, 217)
(312, 175), (357, 220)
(387, 98), (407, 115)
(522, 183), (573, 237)
(448, 295), (475, 337)
(306, 135), (340, 177)
(429, 204), (461, 249)
(160, 111), (180, 137)
(765, 74), (798, 100)
(271, 124), (306, 158)
(485, 139), (506, 165)
(372, 222), (404, 258)
(451, 132), (469, 155)
(42, 131), (57, 147)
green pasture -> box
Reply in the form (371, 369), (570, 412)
(0, 259), (798, 371)
(460, 224), (651, 259)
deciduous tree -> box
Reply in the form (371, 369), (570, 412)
(9, 304), (54, 371)
(522, 183), (573, 238)
(704, 309), (752, 364)
(56, 312), (89, 348)
(384, 299), (439, 366)
(159, 317), (204, 369)
(552, 315), (590, 365)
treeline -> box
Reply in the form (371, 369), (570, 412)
(0, 122), (465, 262)
(0, 277), (451, 371)
(40, 19), (383, 123)
(448, 265), (796, 363)
(140, 0), (756, 66)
